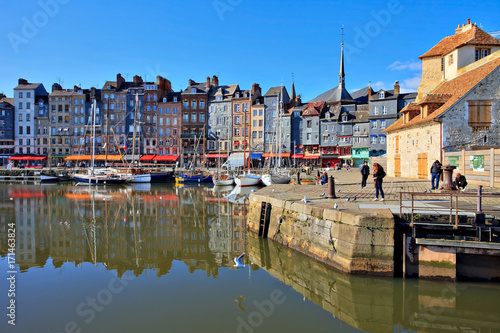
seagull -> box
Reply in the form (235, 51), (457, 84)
(346, 197), (350, 202)
(234, 296), (246, 312)
(234, 253), (246, 268)
(424, 190), (427, 193)
(301, 196), (310, 203)
(352, 196), (356, 202)
(337, 190), (341, 193)
(320, 193), (325, 197)
(272, 189), (275, 192)
(334, 203), (338, 209)
(251, 189), (256, 192)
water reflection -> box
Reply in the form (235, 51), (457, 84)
(248, 232), (500, 333)
(0, 183), (499, 333)
(0, 183), (247, 279)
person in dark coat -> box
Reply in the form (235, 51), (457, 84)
(317, 170), (321, 185)
(372, 163), (386, 201)
(453, 173), (467, 191)
(430, 160), (442, 189)
(320, 172), (328, 185)
(360, 160), (370, 188)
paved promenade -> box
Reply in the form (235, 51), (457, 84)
(256, 169), (500, 219)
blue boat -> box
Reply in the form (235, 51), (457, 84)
(176, 174), (213, 183)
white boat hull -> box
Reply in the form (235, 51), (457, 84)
(235, 174), (261, 187)
(261, 173), (291, 186)
(213, 178), (235, 186)
(128, 174), (151, 183)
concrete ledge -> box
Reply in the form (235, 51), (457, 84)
(416, 238), (500, 250)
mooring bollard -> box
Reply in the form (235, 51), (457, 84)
(296, 170), (300, 184)
(328, 176), (336, 199)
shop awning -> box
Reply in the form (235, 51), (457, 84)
(251, 153), (262, 159)
(8, 155), (46, 161)
(65, 155), (124, 161)
(153, 155), (179, 162)
(206, 153), (228, 158)
(291, 154), (304, 158)
(139, 155), (156, 161)
(303, 155), (320, 159)
(262, 153), (291, 158)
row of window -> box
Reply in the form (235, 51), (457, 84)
(183, 100), (206, 109)
(159, 107), (178, 115)
(17, 92), (32, 99)
(373, 106), (388, 115)
(182, 113), (205, 123)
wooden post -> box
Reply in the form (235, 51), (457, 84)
(490, 148), (494, 188)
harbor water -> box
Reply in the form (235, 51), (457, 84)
(0, 183), (499, 333)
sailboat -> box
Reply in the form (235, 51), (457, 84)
(261, 85), (290, 186)
(234, 90), (262, 187)
(176, 127), (213, 184)
(116, 93), (151, 183)
(213, 140), (235, 186)
(72, 100), (130, 184)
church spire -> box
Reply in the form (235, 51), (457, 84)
(290, 73), (297, 101)
(339, 26), (345, 89)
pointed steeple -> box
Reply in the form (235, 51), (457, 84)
(339, 27), (345, 89)
(290, 73), (297, 101)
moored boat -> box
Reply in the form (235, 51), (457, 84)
(234, 173), (261, 187)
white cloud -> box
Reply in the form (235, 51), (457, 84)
(387, 60), (422, 71)
(399, 75), (421, 93)
(371, 81), (385, 89)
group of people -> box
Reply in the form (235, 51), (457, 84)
(360, 161), (386, 201)
(430, 160), (467, 191)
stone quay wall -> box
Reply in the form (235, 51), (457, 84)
(247, 193), (396, 276)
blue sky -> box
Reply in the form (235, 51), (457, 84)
(1, 0), (499, 101)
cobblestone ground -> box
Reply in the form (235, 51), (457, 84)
(256, 169), (500, 218)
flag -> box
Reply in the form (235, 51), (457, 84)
(124, 141), (127, 150)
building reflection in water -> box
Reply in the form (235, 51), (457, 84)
(1, 183), (499, 333)
(0, 184), (247, 279)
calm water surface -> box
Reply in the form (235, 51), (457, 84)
(0, 183), (499, 333)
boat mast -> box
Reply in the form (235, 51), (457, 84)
(48, 126), (52, 173)
(131, 93), (139, 167)
(105, 97), (109, 166)
(91, 99), (96, 174)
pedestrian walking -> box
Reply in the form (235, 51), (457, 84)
(372, 163), (386, 201)
(430, 160), (442, 189)
(317, 170), (321, 185)
(360, 160), (370, 188)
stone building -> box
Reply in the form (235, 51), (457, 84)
(181, 79), (209, 167)
(143, 76), (172, 155)
(206, 77), (238, 154)
(384, 20), (500, 179)
(263, 86), (289, 153)
(0, 96), (15, 164)
(369, 81), (416, 157)
(14, 79), (48, 155)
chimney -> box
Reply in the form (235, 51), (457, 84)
(164, 79), (172, 93)
(252, 83), (261, 96)
(0, 93), (6, 100)
(188, 79), (195, 86)
(90, 87), (96, 98)
(207, 77), (211, 89)
(52, 83), (62, 92)
(212, 75), (219, 87)
(133, 75), (143, 85)
(18, 78), (28, 85)
(296, 95), (302, 104)
(467, 18), (471, 25)
(117, 73), (125, 89)
(73, 85), (80, 92)
(394, 81), (400, 95)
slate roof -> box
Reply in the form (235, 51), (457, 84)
(352, 110), (370, 123)
(182, 82), (210, 94)
(420, 25), (500, 59)
(208, 84), (239, 101)
(384, 56), (500, 132)
(0, 98), (14, 107)
(350, 86), (374, 104)
(264, 86), (288, 97)
(308, 85), (356, 104)
(14, 83), (42, 90)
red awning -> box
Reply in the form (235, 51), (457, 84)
(153, 155), (179, 162)
(303, 155), (320, 159)
(206, 153), (228, 158)
(291, 154), (304, 158)
(139, 155), (156, 161)
(8, 155), (46, 161)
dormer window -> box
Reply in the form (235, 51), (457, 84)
(173, 97), (177, 102)
(216, 96), (222, 101)
(342, 115), (347, 122)
(379, 91), (385, 99)
(107, 86), (111, 89)
(475, 49), (490, 61)
(163, 98), (167, 103)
